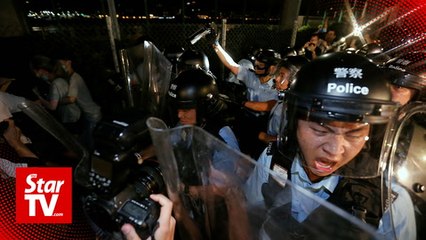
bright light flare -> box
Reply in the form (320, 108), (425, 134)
(396, 166), (410, 182)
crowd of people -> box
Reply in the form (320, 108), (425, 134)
(1, 15), (425, 240)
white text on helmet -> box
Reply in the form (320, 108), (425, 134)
(388, 64), (406, 72)
(170, 84), (177, 90)
(168, 84), (177, 98)
(168, 91), (177, 98)
(327, 83), (369, 95)
(395, 59), (411, 66)
(334, 68), (363, 79)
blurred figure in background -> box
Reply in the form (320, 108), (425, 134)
(382, 51), (426, 106)
(29, 54), (82, 135)
(0, 95), (42, 178)
(301, 33), (323, 60)
(54, 50), (102, 150)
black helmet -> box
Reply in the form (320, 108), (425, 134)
(279, 52), (398, 178)
(355, 42), (390, 65)
(163, 45), (184, 64)
(281, 46), (297, 57)
(254, 49), (281, 65)
(177, 49), (210, 73)
(383, 51), (426, 100)
(167, 69), (225, 122)
(282, 55), (309, 71)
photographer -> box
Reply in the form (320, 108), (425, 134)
(121, 194), (176, 240)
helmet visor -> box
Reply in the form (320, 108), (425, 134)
(278, 94), (397, 178)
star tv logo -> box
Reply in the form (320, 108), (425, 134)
(16, 167), (72, 223)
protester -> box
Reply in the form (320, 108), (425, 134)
(29, 55), (82, 134)
(54, 51), (102, 150)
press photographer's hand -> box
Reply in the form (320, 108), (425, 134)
(121, 194), (175, 240)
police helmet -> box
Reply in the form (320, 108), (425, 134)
(355, 42), (390, 65)
(177, 49), (210, 73)
(254, 49), (281, 66)
(279, 52), (398, 178)
(163, 45), (184, 64)
(248, 48), (262, 62)
(383, 51), (426, 100)
(281, 46), (297, 57)
(168, 69), (225, 122)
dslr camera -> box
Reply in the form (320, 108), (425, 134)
(81, 115), (165, 239)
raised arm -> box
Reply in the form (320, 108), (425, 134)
(212, 43), (240, 75)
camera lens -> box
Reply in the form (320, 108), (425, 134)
(134, 162), (164, 197)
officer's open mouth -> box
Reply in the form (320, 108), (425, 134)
(314, 158), (336, 172)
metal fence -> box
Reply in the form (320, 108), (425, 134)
(22, 17), (315, 114)
(27, 19), (307, 78)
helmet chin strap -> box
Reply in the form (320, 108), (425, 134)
(255, 63), (272, 77)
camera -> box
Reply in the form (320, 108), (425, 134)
(81, 115), (165, 239)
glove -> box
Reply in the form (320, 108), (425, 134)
(205, 27), (219, 46)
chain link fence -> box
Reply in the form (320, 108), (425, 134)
(21, 18), (315, 112)
(27, 19), (306, 78)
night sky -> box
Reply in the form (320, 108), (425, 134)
(21, 0), (320, 18)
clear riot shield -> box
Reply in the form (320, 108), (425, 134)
(147, 117), (381, 240)
(119, 40), (173, 115)
(17, 101), (91, 187)
(74, 40), (173, 188)
(386, 102), (426, 240)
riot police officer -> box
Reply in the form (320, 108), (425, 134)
(258, 55), (309, 143)
(211, 38), (281, 158)
(167, 68), (240, 151)
(244, 52), (415, 239)
(382, 51), (426, 106)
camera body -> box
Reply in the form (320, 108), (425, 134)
(82, 115), (164, 239)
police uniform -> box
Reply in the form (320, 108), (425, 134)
(237, 67), (277, 102)
(244, 146), (416, 240)
(266, 100), (284, 136)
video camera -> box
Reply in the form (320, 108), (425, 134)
(81, 115), (165, 239)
